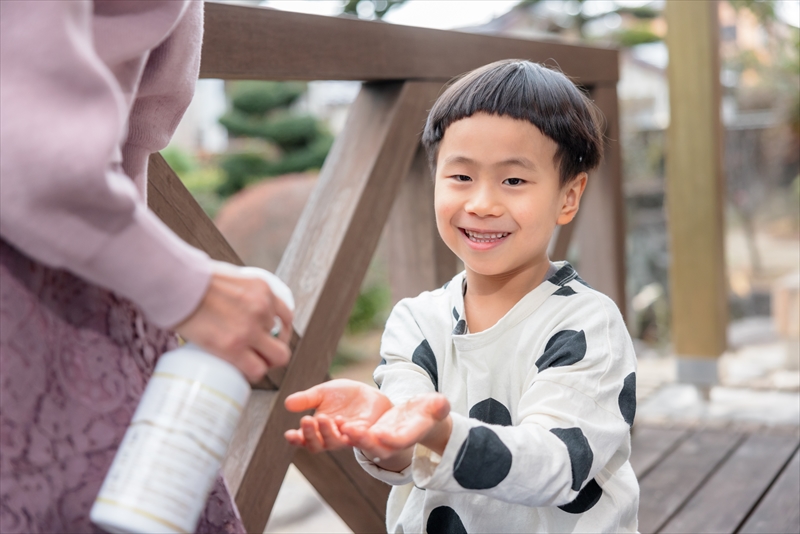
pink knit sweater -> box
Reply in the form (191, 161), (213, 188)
(0, 0), (213, 328)
(0, 3), (246, 532)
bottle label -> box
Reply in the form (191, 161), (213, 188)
(94, 372), (244, 533)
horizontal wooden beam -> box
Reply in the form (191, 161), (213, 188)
(201, 2), (619, 83)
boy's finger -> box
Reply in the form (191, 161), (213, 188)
(301, 416), (325, 453)
(342, 424), (393, 458)
(421, 394), (451, 421)
(284, 429), (305, 446)
(285, 386), (324, 412)
(317, 414), (349, 448)
(339, 422), (372, 448)
(375, 429), (417, 450)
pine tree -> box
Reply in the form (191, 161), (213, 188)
(216, 81), (333, 196)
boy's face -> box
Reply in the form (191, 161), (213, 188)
(434, 112), (585, 282)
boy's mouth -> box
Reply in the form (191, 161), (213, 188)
(460, 228), (510, 244)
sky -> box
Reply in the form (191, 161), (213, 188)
(261, 0), (520, 30)
(261, 0), (799, 30)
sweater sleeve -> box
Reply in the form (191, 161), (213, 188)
(354, 298), (442, 485)
(411, 292), (637, 510)
(0, 0), (212, 328)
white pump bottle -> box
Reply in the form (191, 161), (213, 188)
(90, 267), (294, 534)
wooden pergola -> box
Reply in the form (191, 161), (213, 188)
(147, 3), (625, 532)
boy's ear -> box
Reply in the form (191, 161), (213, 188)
(557, 173), (588, 226)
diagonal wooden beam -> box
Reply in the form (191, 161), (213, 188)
(147, 153), (243, 266)
(292, 447), (391, 532)
(228, 80), (443, 533)
(145, 138), (408, 532)
(147, 153), (284, 389)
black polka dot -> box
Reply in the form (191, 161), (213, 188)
(412, 339), (438, 391)
(558, 478), (603, 514)
(452, 320), (467, 336)
(452, 307), (459, 320)
(547, 264), (592, 289)
(442, 280), (450, 289)
(426, 506), (466, 534)
(547, 264), (575, 286)
(374, 359), (386, 388)
(619, 372), (636, 426)
(453, 427), (512, 489)
(553, 286), (576, 297)
(550, 427), (593, 491)
(535, 330), (587, 372)
(469, 398), (512, 426)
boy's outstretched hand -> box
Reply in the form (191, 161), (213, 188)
(284, 379), (392, 453)
(341, 393), (452, 463)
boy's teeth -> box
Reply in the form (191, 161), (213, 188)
(465, 230), (509, 242)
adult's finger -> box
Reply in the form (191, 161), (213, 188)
(252, 330), (291, 369)
(285, 385), (324, 412)
(237, 349), (270, 383)
(272, 294), (294, 344)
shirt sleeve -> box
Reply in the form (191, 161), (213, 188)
(411, 292), (637, 510)
(0, 1), (212, 328)
(354, 298), (442, 485)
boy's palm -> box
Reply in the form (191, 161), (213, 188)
(284, 379), (393, 452)
(342, 393), (451, 461)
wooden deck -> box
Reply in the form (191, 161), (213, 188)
(632, 424), (800, 534)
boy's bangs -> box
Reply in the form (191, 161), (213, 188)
(422, 60), (604, 184)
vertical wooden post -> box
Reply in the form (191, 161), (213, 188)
(575, 83), (627, 319)
(388, 145), (460, 304)
(665, 0), (726, 385)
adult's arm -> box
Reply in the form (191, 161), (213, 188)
(0, 0), (210, 328)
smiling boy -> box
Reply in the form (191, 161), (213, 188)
(285, 60), (639, 533)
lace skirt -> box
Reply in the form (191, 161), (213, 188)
(0, 239), (245, 534)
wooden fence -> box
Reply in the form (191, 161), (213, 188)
(147, 3), (625, 532)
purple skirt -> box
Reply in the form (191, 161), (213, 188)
(0, 239), (245, 534)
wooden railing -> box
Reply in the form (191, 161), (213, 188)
(147, 3), (624, 532)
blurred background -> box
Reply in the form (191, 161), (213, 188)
(165, 1), (799, 531)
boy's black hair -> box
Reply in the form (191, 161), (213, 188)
(421, 59), (605, 187)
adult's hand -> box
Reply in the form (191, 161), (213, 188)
(174, 271), (293, 383)
(284, 379), (393, 453)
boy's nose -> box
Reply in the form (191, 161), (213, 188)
(465, 186), (503, 217)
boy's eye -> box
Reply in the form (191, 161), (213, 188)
(503, 177), (525, 186)
(453, 175), (472, 182)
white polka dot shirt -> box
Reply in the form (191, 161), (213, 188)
(355, 262), (639, 533)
